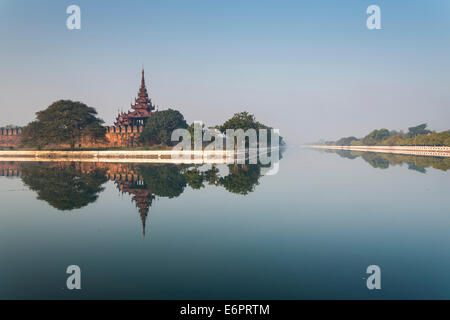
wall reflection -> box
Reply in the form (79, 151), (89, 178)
(325, 150), (450, 172)
(0, 161), (268, 237)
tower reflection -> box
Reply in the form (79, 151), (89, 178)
(0, 161), (267, 238)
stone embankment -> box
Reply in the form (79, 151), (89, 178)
(310, 145), (450, 157)
(0, 150), (236, 164)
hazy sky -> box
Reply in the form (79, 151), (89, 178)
(0, 0), (449, 144)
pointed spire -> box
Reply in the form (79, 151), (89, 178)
(141, 212), (146, 238)
(141, 67), (145, 87)
(116, 68), (155, 126)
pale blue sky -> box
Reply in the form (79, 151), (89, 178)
(0, 0), (449, 143)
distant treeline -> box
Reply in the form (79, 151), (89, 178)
(324, 124), (450, 147)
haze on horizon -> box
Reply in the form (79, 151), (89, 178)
(0, 0), (449, 144)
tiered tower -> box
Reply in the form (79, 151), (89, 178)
(115, 69), (155, 127)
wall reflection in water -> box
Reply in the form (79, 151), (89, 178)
(325, 149), (450, 173)
(0, 161), (266, 237)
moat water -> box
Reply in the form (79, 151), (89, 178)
(0, 148), (449, 299)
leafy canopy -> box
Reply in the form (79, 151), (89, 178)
(139, 109), (188, 146)
(328, 124), (449, 147)
(219, 111), (285, 146)
(219, 112), (267, 132)
(21, 100), (105, 149)
(407, 123), (431, 138)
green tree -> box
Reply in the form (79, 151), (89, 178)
(445, 137), (450, 147)
(21, 121), (47, 149)
(139, 109), (188, 146)
(220, 112), (266, 132)
(334, 136), (358, 146)
(219, 111), (285, 146)
(362, 129), (391, 145)
(21, 100), (106, 149)
(407, 123), (431, 138)
(20, 163), (107, 211)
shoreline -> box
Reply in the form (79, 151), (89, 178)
(309, 145), (450, 158)
(0, 150), (236, 164)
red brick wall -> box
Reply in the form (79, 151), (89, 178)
(0, 128), (22, 148)
(0, 126), (144, 149)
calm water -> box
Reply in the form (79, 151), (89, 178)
(0, 148), (449, 299)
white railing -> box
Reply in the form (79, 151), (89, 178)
(309, 145), (450, 157)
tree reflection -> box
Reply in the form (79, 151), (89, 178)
(1, 158), (273, 237)
(20, 163), (107, 210)
(183, 167), (205, 190)
(218, 164), (261, 195)
(327, 150), (450, 173)
(138, 164), (186, 198)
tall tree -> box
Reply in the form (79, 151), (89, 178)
(219, 111), (285, 146)
(219, 112), (266, 132)
(361, 129), (392, 145)
(139, 109), (188, 146)
(21, 100), (106, 149)
(407, 123), (431, 138)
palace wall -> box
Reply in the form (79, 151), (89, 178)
(0, 128), (23, 148)
(0, 126), (144, 149)
(0, 161), (143, 181)
(102, 125), (144, 148)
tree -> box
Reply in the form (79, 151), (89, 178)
(220, 112), (266, 132)
(21, 121), (47, 150)
(445, 137), (450, 147)
(139, 109), (188, 146)
(407, 123), (431, 138)
(334, 136), (358, 146)
(219, 111), (285, 146)
(361, 129), (391, 145)
(21, 100), (106, 149)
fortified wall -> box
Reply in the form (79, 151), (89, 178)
(0, 128), (23, 148)
(92, 125), (144, 148)
(0, 125), (144, 149)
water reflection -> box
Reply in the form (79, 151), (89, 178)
(20, 163), (108, 211)
(0, 161), (267, 236)
(325, 149), (450, 173)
